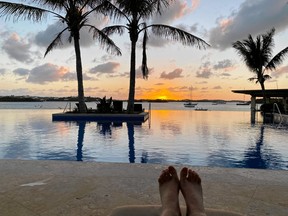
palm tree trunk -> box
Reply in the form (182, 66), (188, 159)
(260, 81), (267, 104)
(73, 32), (86, 113)
(127, 40), (137, 113)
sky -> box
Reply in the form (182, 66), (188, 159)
(0, 0), (288, 100)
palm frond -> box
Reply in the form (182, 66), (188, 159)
(266, 46), (288, 70)
(44, 27), (68, 56)
(233, 36), (261, 73)
(261, 28), (274, 59)
(92, 0), (128, 21)
(248, 77), (257, 83)
(87, 25), (122, 56)
(142, 28), (149, 79)
(263, 74), (271, 80)
(149, 24), (209, 49)
(0, 1), (48, 22)
(149, 0), (171, 15)
(102, 25), (127, 36)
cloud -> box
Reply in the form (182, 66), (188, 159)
(213, 59), (234, 71)
(89, 62), (120, 75)
(160, 68), (183, 79)
(0, 68), (6, 75)
(209, 0), (288, 50)
(274, 65), (288, 78)
(167, 86), (190, 93)
(152, 0), (191, 24)
(213, 86), (222, 89)
(196, 61), (213, 78)
(13, 68), (30, 76)
(196, 68), (213, 78)
(196, 59), (235, 78)
(35, 16), (109, 49)
(2, 33), (39, 63)
(220, 73), (231, 77)
(196, 81), (208, 84)
(147, 1), (202, 48)
(191, 0), (201, 11)
(26, 63), (71, 84)
(0, 88), (32, 96)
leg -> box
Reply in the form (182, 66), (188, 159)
(180, 167), (206, 216)
(158, 166), (181, 216)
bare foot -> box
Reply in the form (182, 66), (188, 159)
(158, 166), (181, 216)
(180, 167), (206, 216)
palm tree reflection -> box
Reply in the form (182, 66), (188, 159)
(127, 122), (148, 163)
(208, 125), (283, 169)
(76, 121), (86, 161)
(127, 122), (135, 163)
(241, 125), (282, 169)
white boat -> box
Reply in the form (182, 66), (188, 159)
(184, 102), (197, 108)
(212, 101), (226, 105)
(184, 87), (197, 108)
(236, 101), (250, 105)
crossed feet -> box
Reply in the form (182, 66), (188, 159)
(158, 166), (206, 216)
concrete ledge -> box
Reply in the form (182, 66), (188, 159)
(0, 160), (287, 216)
(52, 112), (149, 122)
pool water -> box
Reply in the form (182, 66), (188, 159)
(0, 103), (287, 170)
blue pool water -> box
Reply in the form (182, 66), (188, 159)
(0, 101), (287, 170)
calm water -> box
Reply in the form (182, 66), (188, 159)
(0, 101), (287, 170)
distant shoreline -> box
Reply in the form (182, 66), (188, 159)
(0, 96), (246, 103)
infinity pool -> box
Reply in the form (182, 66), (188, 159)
(0, 103), (287, 170)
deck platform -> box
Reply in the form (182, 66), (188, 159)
(52, 112), (149, 122)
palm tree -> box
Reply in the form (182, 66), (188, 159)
(101, 0), (209, 113)
(232, 28), (288, 103)
(0, 0), (121, 112)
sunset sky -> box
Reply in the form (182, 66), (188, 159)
(0, 0), (288, 100)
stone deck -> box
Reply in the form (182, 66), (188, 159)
(0, 160), (287, 216)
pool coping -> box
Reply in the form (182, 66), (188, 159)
(0, 160), (287, 216)
(52, 111), (150, 122)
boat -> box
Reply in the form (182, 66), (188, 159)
(236, 94), (250, 105)
(195, 107), (208, 111)
(212, 101), (226, 105)
(184, 102), (197, 108)
(184, 87), (198, 108)
(236, 101), (250, 105)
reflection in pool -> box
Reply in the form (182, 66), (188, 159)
(0, 109), (287, 170)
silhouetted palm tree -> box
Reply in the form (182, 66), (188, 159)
(232, 28), (288, 102)
(101, 0), (209, 112)
(0, 0), (121, 112)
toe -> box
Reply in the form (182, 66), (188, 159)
(180, 167), (188, 179)
(168, 166), (178, 177)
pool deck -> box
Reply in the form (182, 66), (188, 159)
(0, 160), (287, 216)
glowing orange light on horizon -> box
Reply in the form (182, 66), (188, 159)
(158, 95), (168, 100)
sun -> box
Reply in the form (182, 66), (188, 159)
(158, 95), (168, 100)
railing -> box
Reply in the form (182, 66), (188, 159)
(272, 103), (283, 127)
(63, 102), (73, 113)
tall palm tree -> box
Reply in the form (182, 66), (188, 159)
(232, 28), (288, 103)
(0, 0), (121, 112)
(101, 0), (209, 113)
